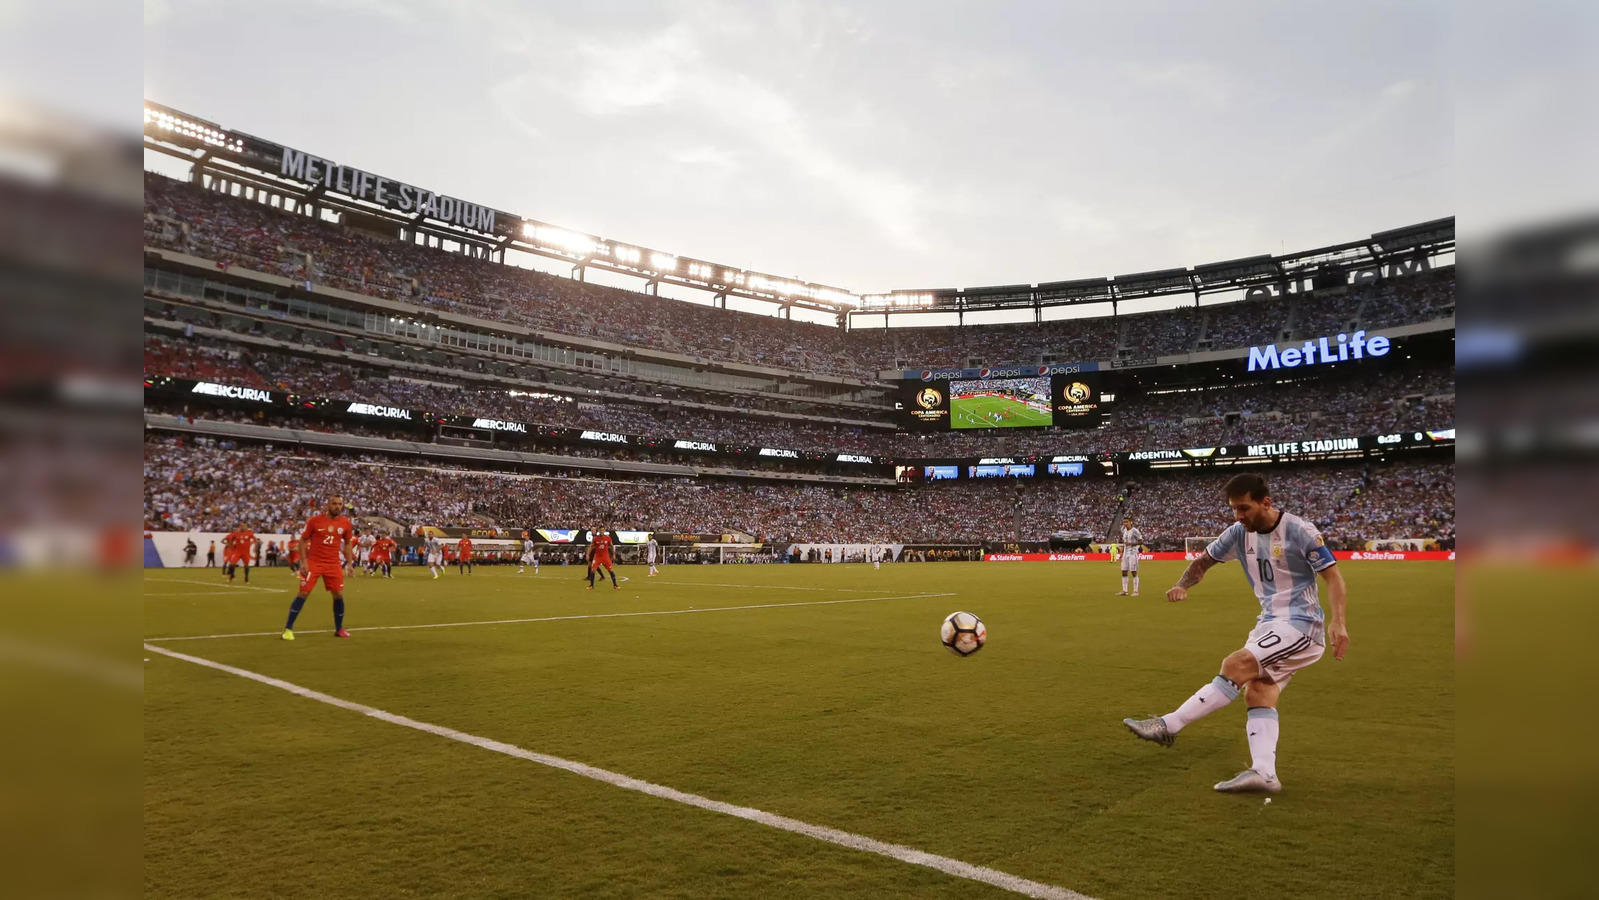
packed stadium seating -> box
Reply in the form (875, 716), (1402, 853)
(145, 334), (1452, 458)
(144, 173), (1455, 549)
(144, 434), (1452, 548)
(145, 173), (1454, 381)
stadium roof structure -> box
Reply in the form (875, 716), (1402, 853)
(144, 100), (1452, 323)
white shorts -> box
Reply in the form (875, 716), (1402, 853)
(427, 552), (442, 565)
(1242, 620), (1325, 686)
(1120, 553), (1140, 572)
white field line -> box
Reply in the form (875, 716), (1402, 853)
(145, 592), (959, 642)
(642, 585), (837, 591)
(144, 590), (282, 597)
(143, 642), (1090, 900)
(145, 577), (278, 593)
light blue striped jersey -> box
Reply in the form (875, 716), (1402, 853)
(1206, 511), (1337, 639)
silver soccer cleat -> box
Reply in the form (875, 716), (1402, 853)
(1213, 769), (1282, 794)
(1123, 716), (1175, 747)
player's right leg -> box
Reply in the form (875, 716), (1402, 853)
(1118, 568), (1129, 595)
(283, 572), (318, 640)
(1125, 648), (1258, 746)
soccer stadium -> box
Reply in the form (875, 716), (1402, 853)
(143, 38), (1454, 900)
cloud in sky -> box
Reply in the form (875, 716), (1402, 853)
(144, 0), (1452, 292)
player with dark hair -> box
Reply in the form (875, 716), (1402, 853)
(1123, 472), (1349, 794)
(371, 533), (396, 578)
(1117, 517), (1145, 596)
(456, 536), (473, 575)
(586, 527), (618, 590)
(282, 495), (356, 641)
(222, 523), (256, 583)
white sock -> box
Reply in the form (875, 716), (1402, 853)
(1132, 575), (1140, 592)
(1247, 708), (1280, 779)
(1163, 675), (1240, 733)
(1121, 576), (1128, 591)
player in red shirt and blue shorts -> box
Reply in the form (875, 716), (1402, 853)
(586, 527), (618, 590)
(282, 495), (357, 641)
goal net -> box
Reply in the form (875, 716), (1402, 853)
(1183, 536), (1218, 560)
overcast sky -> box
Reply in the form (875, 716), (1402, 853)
(141, 0), (1452, 297)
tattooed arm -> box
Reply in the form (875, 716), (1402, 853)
(1167, 552), (1220, 603)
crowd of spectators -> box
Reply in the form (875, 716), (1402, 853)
(146, 334), (1453, 460)
(146, 173), (1453, 380)
(144, 435), (1452, 548)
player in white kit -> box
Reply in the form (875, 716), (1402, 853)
(518, 534), (538, 574)
(1123, 473), (1349, 794)
(357, 532), (376, 576)
(646, 537), (660, 576)
(425, 535), (444, 579)
(1117, 517), (1145, 595)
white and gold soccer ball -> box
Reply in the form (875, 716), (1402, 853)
(940, 611), (987, 657)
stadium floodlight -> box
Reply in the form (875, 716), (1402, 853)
(649, 252), (678, 272)
(533, 226), (596, 257)
(144, 106), (244, 152)
(612, 246), (642, 264)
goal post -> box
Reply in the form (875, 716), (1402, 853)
(1183, 536), (1219, 560)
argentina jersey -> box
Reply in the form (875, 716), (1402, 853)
(1206, 511), (1337, 639)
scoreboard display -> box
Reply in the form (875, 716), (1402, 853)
(902, 371), (1103, 431)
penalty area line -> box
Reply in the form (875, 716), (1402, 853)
(143, 642), (1091, 900)
(144, 592), (959, 642)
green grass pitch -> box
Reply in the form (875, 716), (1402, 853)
(950, 394), (1054, 429)
(144, 561), (1453, 899)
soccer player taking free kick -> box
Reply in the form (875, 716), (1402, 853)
(1123, 472), (1349, 794)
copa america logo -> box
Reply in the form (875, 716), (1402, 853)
(1066, 381), (1092, 403)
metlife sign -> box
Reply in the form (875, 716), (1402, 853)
(280, 148), (497, 232)
(1247, 330), (1391, 372)
(191, 382), (273, 403)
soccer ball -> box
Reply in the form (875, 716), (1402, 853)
(940, 611), (987, 657)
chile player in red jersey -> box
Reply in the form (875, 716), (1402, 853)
(281, 495), (357, 641)
(586, 527), (618, 590)
(223, 524), (256, 583)
(456, 536), (473, 575)
(371, 534), (396, 578)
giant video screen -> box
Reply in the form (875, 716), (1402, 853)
(900, 371), (1102, 431)
(948, 376), (1054, 429)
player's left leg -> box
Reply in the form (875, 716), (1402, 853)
(332, 591), (349, 638)
(1119, 568), (1129, 595)
(1128, 563), (1139, 596)
(606, 563), (618, 588)
(1216, 628), (1321, 793)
